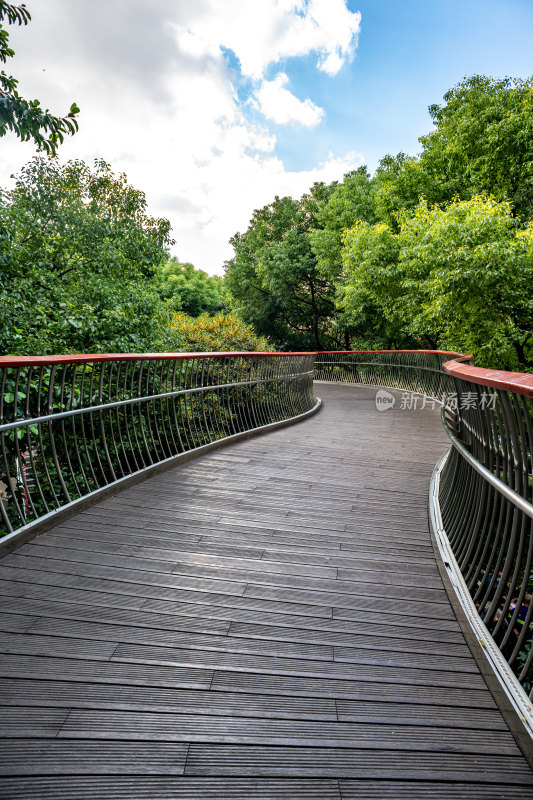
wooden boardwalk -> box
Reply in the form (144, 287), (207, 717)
(0, 383), (532, 799)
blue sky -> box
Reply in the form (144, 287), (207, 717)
(272, 0), (533, 172)
(1, 0), (532, 273)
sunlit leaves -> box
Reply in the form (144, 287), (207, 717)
(421, 75), (533, 221)
(159, 312), (269, 353)
(341, 196), (533, 368)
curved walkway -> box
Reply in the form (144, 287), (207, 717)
(0, 384), (532, 799)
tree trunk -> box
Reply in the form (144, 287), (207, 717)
(514, 338), (533, 368)
(308, 278), (322, 350)
(424, 334), (439, 350)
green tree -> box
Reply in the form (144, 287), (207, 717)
(420, 75), (533, 222)
(309, 167), (392, 348)
(341, 196), (533, 368)
(0, 1), (79, 153)
(225, 184), (340, 351)
(373, 152), (450, 230)
(338, 219), (415, 349)
(154, 258), (229, 316)
(310, 167), (377, 281)
(374, 76), (533, 229)
(0, 157), (174, 354)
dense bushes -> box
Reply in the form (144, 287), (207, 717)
(158, 312), (269, 353)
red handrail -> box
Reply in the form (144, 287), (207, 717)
(1, 349), (531, 398)
(443, 358), (533, 399)
(0, 348), (467, 367)
(318, 349), (467, 355)
(0, 352), (311, 367)
(322, 350), (533, 398)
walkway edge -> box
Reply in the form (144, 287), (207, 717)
(429, 448), (533, 768)
(0, 397), (322, 558)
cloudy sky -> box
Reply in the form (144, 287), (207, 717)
(1, 0), (533, 274)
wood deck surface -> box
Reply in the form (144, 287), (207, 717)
(0, 383), (532, 799)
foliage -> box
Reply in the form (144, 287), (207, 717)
(310, 166), (378, 281)
(373, 152), (450, 230)
(338, 219), (414, 349)
(0, 1), (79, 154)
(420, 75), (533, 222)
(515, 570), (533, 692)
(308, 166), (402, 348)
(158, 312), (270, 353)
(372, 76), (533, 228)
(341, 196), (533, 367)
(225, 184), (343, 351)
(225, 75), (533, 365)
(1, 69), (531, 368)
(516, 638), (532, 694)
(0, 352), (303, 536)
(0, 157), (174, 354)
(153, 258), (229, 316)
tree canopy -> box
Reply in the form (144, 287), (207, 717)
(1, 70), (532, 367)
(341, 197), (533, 367)
(0, 1), (79, 154)
(153, 258), (229, 317)
(420, 75), (533, 221)
(0, 157), (173, 354)
(224, 73), (533, 368)
(225, 185), (343, 351)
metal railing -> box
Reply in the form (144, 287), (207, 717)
(0, 352), (318, 546)
(2, 346), (532, 714)
(314, 349), (460, 401)
(316, 350), (533, 714)
(436, 363), (533, 699)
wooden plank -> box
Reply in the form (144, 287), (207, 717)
(0, 706), (70, 737)
(0, 677), (504, 729)
(56, 708), (521, 754)
(0, 777), (343, 799)
(340, 783), (533, 799)
(242, 583), (455, 617)
(0, 598), (232, 637)
(0, 585), (466, 642)
(0, 382), (531, 796)
(185, 744), (532, 782)
(109, 641), (488, 689)
(0, 740), (189, 775)
(210, 669), (497, 708)
(0, 653), (214, 689)
(225, 620), (470, 656)
(0, 595), (467, 656)
(0, 678), (337, 721)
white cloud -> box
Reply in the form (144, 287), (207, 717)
(306, 0), (361, 75)
(0, 0), (363, 275)
(172, 0), (361, 81)
(256, 73), (324, 126)
(156, 149), (364, 271)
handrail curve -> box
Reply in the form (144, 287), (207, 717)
(1, 346), (532, 718)
(315, 350), (533, 717)
(444, 357), (533, 398)
(0, 353), (318, 549)
(439, 406), (533, 520)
